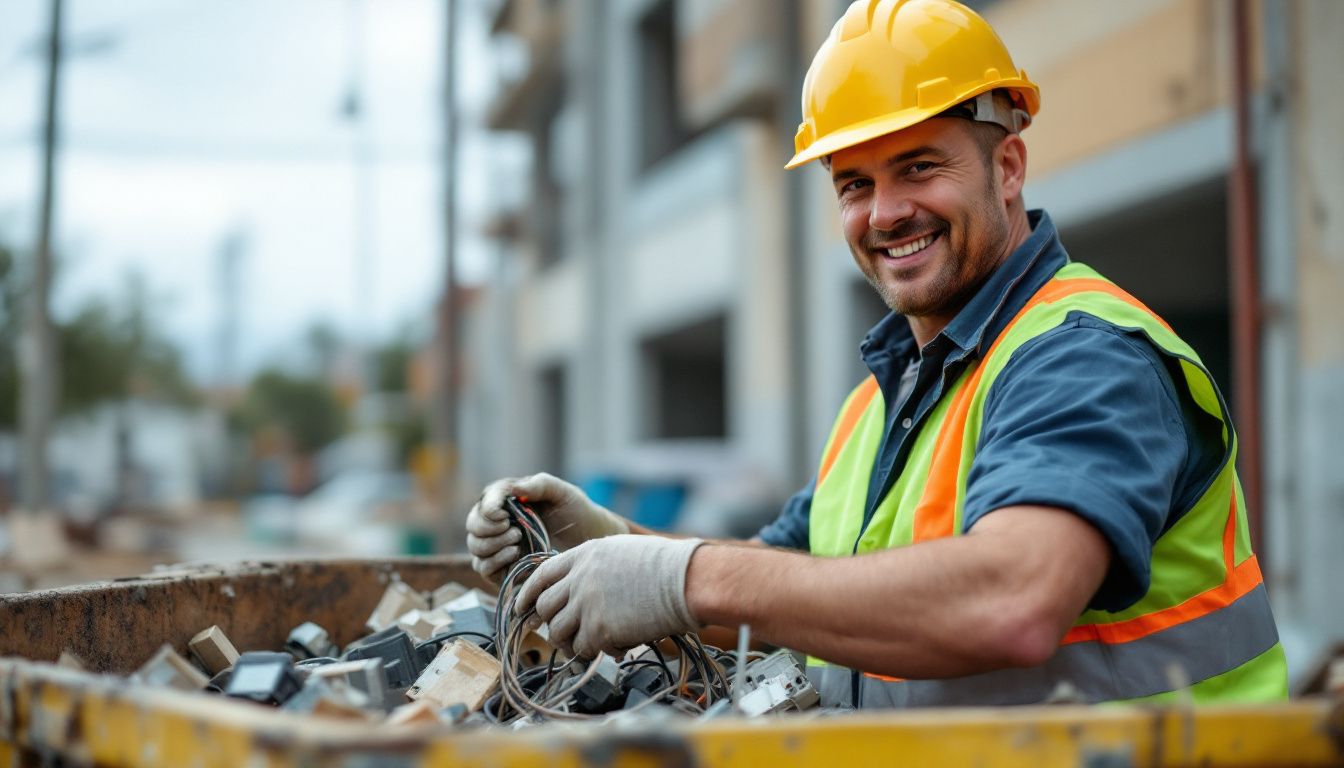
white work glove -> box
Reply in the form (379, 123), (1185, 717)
(514, 535), (705, 659)
(466, 473), (630, 582)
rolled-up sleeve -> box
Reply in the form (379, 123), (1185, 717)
(963, 317), (1188, 612)
(756, 478), (814, 550)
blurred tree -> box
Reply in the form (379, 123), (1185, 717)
(0, 245), (192, 430)
(373, 325), (428, 464)
(61, 272), (195, 413)
(375, 337), (414, 392)
(236, 371), (345, 454)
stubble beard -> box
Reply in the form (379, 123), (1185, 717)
(861, 192), (1009, 319)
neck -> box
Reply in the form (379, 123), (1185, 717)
(906, 204), (1032, 349)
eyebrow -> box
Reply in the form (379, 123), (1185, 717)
(831, 145), (948, 184)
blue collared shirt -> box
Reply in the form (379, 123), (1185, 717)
(757, 210), (1224, 611)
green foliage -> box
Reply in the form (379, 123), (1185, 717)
(376, 338), (415, 392)
(0, 245), (192, 429)
(236, 370), (345, 454)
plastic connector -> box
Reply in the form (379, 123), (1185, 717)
(224, 651), (303, 706)
(342, 626), (423, 690)
(573, 654), (622, 714)
(286, 621), (338, 660)
(620, 665), (668, 708)
(735, 650), (818, 716)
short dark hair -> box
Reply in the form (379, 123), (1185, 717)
(966, 119), (1009, 171)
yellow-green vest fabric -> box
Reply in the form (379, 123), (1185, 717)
(806, 263), (1287, 708)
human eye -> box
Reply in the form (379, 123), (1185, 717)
(837, 177), (871, 197)
(906, 160), (936, 176)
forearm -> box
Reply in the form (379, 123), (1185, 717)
(684, 508), (1105, 679)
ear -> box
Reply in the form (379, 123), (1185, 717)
(995, 134), (1027, 205)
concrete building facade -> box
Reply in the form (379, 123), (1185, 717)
(463, 0), (1344, 680)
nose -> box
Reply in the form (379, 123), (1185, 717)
(869, 183), (915, 233)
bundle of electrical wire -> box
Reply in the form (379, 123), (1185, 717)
(485, 496), (738, 723)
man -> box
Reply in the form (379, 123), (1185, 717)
(467, 0), (1287, 707)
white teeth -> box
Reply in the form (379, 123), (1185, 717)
(886, 234), (934, 259)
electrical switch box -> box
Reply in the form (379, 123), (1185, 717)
(406, 638), (501, 712)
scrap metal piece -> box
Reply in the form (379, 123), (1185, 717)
(56, 651), (86, 671)
(396, 608), (451, 643)
(282, 677), (373, 720)
(134, 645), (209, 691)
(310, 658), (390, 709)
(366, 581), (431, 633)
(286, 621), (338, 660)
(428, 581), (469, 608)
(438, 589), (497, 614)
(387, 699), (442, 726)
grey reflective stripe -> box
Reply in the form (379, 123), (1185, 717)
(806, 664), (855, 709)
(811, 584), (1279, 709)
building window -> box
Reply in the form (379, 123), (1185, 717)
(636, 0), (688, 171)
(640, 314), (726, 439)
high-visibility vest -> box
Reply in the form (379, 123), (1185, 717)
(807, 262), (1287, 708)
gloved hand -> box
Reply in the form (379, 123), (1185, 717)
(466, 473), (630, 582)
(513, 535), (705, 659)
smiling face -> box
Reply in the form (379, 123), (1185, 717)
(830, 117), (1028, 344)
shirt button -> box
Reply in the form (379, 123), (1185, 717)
(901, 417), (913, 429)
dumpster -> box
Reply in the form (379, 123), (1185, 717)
(2, 556), (1343, 767)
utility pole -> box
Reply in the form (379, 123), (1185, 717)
(342, 0), (378, 401)
(19, 0), (63, 516)
(434, 0), (462, 551)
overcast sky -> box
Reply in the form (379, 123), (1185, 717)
(0, 0), (503, 383)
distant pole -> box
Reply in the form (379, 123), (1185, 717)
(1229, 0), (1265, 561)
(342, 0), (378, 398)
(19, 0), (63, 513)
(435, 0), (461, 550)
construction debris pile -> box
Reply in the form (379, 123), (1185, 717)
(62, 498), (818, 727)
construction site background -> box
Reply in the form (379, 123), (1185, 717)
(0, 0), (1340, 696)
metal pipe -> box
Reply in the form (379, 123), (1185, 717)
(1228, 0), (1265, 562)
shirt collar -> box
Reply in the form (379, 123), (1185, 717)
(860, 209), (1068, 368)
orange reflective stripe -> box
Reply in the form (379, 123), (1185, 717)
(863, 671), (905, 682)
(1062, 495), (1260, 646)
(817, 376), (880, 487)
(911, 362), (985, 541)
(911, 277), (1171, 543)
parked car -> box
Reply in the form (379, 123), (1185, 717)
(291, 470), (416, 555)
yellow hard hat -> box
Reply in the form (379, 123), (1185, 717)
(787, 0), (1040, 169)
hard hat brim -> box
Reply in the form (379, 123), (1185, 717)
(785, 79), (1039, 170)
